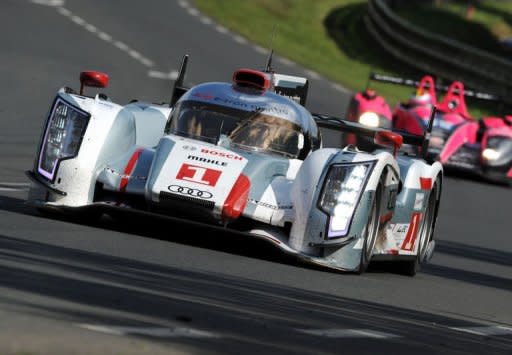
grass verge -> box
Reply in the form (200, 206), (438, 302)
(192, 0), (507, 117)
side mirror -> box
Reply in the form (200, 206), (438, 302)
(79, 71), (109, 95)
(374, 130), (403, 157)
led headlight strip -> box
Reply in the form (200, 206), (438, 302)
(37, 97), (90, 182)
(318, 161), (374, 238)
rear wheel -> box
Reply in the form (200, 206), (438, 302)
(357, 187), (381, 274)
(401, 180), (439, 276)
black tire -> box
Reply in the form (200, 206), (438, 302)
(401, 180), (439, 276)
(357, 186), (381, 274)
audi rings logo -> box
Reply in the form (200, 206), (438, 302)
(182, 145), (197, 151)
(168, 185), (213, 199)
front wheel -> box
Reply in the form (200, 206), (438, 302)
(357, 187), (381, 274)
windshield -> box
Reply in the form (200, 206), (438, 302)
(166, 100), (248, 144)
(167, 100), (305, 159)
(229, 114), (304, 158)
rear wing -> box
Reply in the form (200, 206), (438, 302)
(368, 73), (501, 102)
(314, 106), (437, 160)
(169, 54), (309, 107)
(272, 73), (309, 106)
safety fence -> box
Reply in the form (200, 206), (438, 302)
(365, 0), (512, 105)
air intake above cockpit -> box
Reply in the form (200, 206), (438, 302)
(233, 69), (271, 90)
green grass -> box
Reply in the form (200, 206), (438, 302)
(193, 1), (414, 107)
(192, 0), (509, 117)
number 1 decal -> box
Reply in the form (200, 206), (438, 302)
(176, 163), (222, 186)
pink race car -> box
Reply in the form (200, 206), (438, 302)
(393, 77), (473, 161)
(439, 115), (512, 184)
(348, 73), (512, 184)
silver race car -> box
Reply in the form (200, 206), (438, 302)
(27, 55), (443, 275)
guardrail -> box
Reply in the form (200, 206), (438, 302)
(365, 0), (512, 106)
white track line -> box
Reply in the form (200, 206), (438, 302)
(233, 35), (248, 45)
(0, 182), (30, 192)
(330, 82), (351, 94)
(0, 188), (27, 192)
(46, 4), (155, 69)
(57, 7), (71, 16)
(187, 7), (199, 17)
(304, 69), (322, 81)
(30, 0), (64, 6)
(450, 325), (512, 336)
(253, 45), (268, 55)
(178, 0), (189, 9)
(278, 57), (294, 67)
(32, 0), (173, 77)
(97, 31), (112, 42)
(148, 70), (179, 80)
(199, 16), (213, 25)
(297, 328), (400, 339)
(77, 324), (217, 339)
(215, 25), (228, 34)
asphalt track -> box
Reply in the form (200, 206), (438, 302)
(0, 1), (511, 354)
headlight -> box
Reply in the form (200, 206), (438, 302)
(37, 98), (90, 182)
(482, 148), (500, 161)
(482, 136), (512, 162)
(358, 112), (379, 127)
(319, 162), (373, 238)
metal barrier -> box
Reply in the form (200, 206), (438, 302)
(365, 0), (512, 105)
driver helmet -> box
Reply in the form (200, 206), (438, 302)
(229, 114), (303, 158)
(409, 92), (433, 107)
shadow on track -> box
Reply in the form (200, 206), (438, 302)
(436, 240), (512, 268)
(0, 235), (511, 355)
(443, 169), (512, 189)
(422, 263), (512, 292)
(0, 194), (418, 276)
(2, 193), (512, 287)
(0, 194), (320, 274)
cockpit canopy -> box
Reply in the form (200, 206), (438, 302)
(166, 100), (307, 159)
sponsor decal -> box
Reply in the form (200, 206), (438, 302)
(187, 154), (227, 167)
(119, 148), (144, 193)
(192, 92), (214, 100)
(200, 148), (243, 161)
(176, 163), (221, 186)
(414, 193), (424, 211)
(248, 199), (293, 210)
(168, 185), (213, 199)
(182, 145), (197, 151)
(401, 212), (422, 251)
(396, 225), (408, 233)
(390, 223), (408, 237)
(211, 96), (290, 115)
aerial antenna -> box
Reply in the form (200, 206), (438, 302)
(364, 69), (374, 91)
(170, 54), (189, 107)
(421, 105), (437, 160)
(264, 25), (278, 73)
